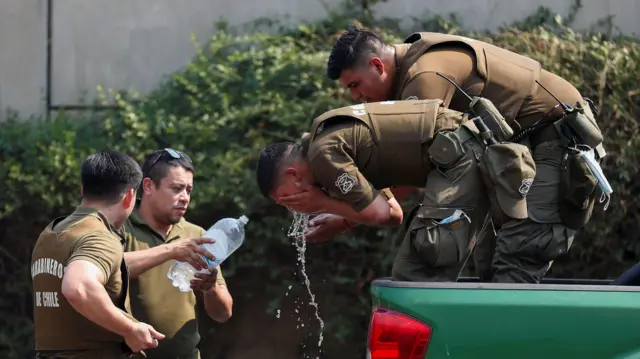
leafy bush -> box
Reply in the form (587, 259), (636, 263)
(1, 4), (638, 358)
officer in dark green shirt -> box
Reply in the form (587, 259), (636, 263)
(121, 148), (233, 359)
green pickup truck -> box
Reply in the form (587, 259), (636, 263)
(366, 272), (640, 359)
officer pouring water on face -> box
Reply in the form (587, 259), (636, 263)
(257, 98), (543, 282)
(312, 25), (611, 284)
(31, 151), (165, 359)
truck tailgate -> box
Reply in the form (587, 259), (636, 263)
(370, 279), (640, 359)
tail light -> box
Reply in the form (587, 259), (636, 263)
(367, 307), (432, 359)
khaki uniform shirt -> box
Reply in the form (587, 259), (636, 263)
(31, 206), (134, 357)
(306, 100), (466, 212)
(122, 209), (227, 359)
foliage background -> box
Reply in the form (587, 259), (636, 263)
(0, 1), (638, 358)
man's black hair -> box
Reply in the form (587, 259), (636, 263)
(255, 142), (296, 198)
(326, 25), (388, 80)
(81, 150), (143, 204)
(141, 149), (195, 187)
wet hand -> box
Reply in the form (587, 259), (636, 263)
(191, 266), (219, 292)
(304, 214), (352, 243)
(277, 182), (328, 215)
(169, 237), (216, 271)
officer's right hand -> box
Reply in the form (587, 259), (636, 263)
(304, 214), (352, 243)
(125, 322), (165, 352)
(168, 237), (216, 270)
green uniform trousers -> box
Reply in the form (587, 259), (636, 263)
(473, 137), (576, 283)
(391, 124), (491, 282)
(391, 131), (578, 284)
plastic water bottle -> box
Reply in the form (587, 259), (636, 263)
(167, 215), (249, 292)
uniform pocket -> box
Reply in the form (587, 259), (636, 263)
(559, 146), (598, 230)
(407, 206), (473, 268)
(428, 130), (466, 169)
(478, 142), (537, 221)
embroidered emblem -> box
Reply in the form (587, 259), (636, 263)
(519, 178), (533, 196)
(335, 173), (357, 194)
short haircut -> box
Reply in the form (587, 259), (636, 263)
(81, 150), (143, 203)
(255, 142), (295, 198)
(326, 25), (388, 80)
(141, 149), (195, 187)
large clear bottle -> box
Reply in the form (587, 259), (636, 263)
(167, 215), (249, 292)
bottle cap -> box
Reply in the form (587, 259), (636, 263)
(238, 215), (249, 225)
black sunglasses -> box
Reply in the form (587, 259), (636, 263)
(145, 148), (192, 174)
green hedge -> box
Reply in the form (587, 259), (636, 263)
(1, 6), (639, 359)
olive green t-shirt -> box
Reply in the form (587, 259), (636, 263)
(68, 231), (125, 300)
(122, 209), (226, 359)
(32, 206), (133, 355)
(57, 207), (125, 292)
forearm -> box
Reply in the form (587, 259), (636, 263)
(342, 203), (403, 229)
(124, 245), (173, 278)
(322, 195), (401, 227)
(62, 275), (135, 337)
(203, 285), (233, 323)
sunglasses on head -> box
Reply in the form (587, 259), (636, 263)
(146, 148), (192, 173)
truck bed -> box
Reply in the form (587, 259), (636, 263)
(370, 277), (640, 359)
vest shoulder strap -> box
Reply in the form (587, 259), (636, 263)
(309, 105), (372, 142)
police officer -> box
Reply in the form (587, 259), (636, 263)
(31, 151), (165, 359)
(121, 148), (233, 359)
(319, 26), (606, 283)
(257, 99), (535, 282)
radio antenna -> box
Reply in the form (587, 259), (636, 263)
(535, 80), (567, 110)
(436, 72), (473, 102)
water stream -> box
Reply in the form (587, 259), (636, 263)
(286, 211), (325, 356)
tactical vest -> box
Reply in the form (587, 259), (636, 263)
(395, 32), (541, 125)
(309, 99), (460, 188)
(32, 213), (132, 351)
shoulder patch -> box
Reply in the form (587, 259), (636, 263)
(335, 173), (357, 194)
(405, 96), (418, 100)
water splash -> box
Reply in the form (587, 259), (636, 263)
(287, 211), (325, 352)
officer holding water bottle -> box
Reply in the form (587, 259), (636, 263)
(120, 148), (233, 359)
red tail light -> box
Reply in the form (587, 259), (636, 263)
(367, 307), (432, 359)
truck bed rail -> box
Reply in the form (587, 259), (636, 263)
(371, 276), (640, 292)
